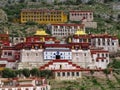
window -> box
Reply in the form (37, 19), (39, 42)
(98, 38), (100, 42)
(35, 46), (38, 50)
(43, 88), (45, 90)
(68, 57), (70, 59)
(96, 60), (99, 62)
(72, 72), (74, 76)
(103, 42), (105, 45)
(8, 52), (12, 56)
(88, 39), (91, 43)
(36, 53), (38, 56)
(60, 26), (63, 28)
(67, 72), (70, 76)
(112, 42), (114, 45)
(4, 52), (7, 55)
(79, 39), (82, 42)
(57, 72), (60, 76)
(107, 39), (110, 45)
(83, 39), (86, 42)
(102, 54), (104, 57)
(62, 72), (65, 76)
(46, 86), (48, 90)
(106, 54), (108, 57)
(60, 65), (62, 69)
(106, 60), (108, 63)
(102, 38), (105, 42)
(76, 72), (79, 76)
(97, 54), (100, 57)
(102, 59), (104, 62)
(98, 42), (100, 45)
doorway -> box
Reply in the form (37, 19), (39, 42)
(56, 55), (60, 59)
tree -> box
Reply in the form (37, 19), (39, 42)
(31, 0), (37, 2)
(7, 0), (11, 4)
(22, 68), (30, 77)
(87, 0), (95, 5)
(3, 3), (26, 22)
(2, 68), (16, 78)
(109, 59), (120, 74)
(103, 69), (111, 78)
(25, 21), (38, 25)
(19, 0), (25, 3)
(65, 0), (74, 5)
(76, 0), (82, 5)
(15, 69), (22, 77)
(30, 68), (40, 77)
(54, 0), (58, 5)
(104, 0), (114, 3)
(40, 70), (53, 79)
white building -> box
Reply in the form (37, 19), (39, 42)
(20, 49), (43, 63)
(69, 10), (97, 28)
(18, 49), (44, 69)
(0, 31), (115, 70)
(0, 47), (17, 69)
(1, 47), (16, 60)
(90, 49), (109, 69)
(91, 34), (119, 52)
(0, 78), (50, 90)
(72, 49), (93, 68)
(17, 43), (110, 69)
(69, 31), (110, 69)
(40, 59), (82, 80)
(0, 59), (16, 69)
(51, 24), (85, 37)
(71, 31), (119, 53)
(11, 37), (26, 45)
(69, 11), (94, 22)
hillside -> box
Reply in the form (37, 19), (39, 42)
(49, 59), (120, 90)
(0, 1), (120, 90)
(1, 3), (120, 37)
(50, 73), (120, 90)
(0, 1), (119, 38)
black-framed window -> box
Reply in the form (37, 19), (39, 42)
(102, 59), (104, 62)
(76, 72), (79, 76)
(57, 72), (60, 77)
(67, 72), (70, 76)
(72, 72), (74, 76)
(4, 52), (7, 55)
(62, 72), (65, 76)
(8, 52), (12, 56)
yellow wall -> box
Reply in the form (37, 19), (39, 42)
(21, 9), (68, 24)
